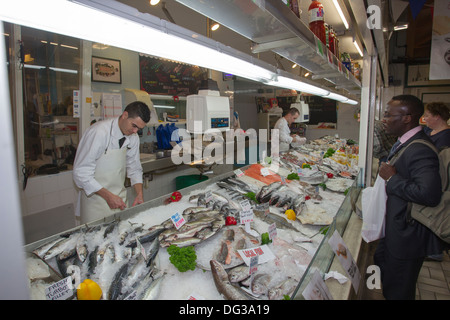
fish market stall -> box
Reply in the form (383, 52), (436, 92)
(24, 136), (363, 300)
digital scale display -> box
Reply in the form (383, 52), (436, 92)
(211, 117), (229, 128)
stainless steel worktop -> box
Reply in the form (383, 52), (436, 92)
(140, 153), (179, 173)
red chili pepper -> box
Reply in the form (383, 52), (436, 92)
(226, 216), (237, 226)
(326, 173), (334, 178)
(170, 191), (182, 202)
(305, 195), (311, 200)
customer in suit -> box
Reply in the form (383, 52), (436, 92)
(374, 94), (443, 300)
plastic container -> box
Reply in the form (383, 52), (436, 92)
(309, 0), (326, 45)
(175, 174), (208, 190)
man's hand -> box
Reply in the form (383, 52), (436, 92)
(96, 188), (126, 210)
(379, 162), (397, 181)
(131, 183), (144, 207)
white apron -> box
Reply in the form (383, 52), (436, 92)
(79, 147), (127, 224)
(279, 141), (290, 153)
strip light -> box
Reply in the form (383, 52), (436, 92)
(353, 40), (363, 57)
(332, 0), (349, 30)
(0, 0), (357, 103)
(268, 75), (330, 97)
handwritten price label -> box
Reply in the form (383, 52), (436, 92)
(171, 212), (186, 230)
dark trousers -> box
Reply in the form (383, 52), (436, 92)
(374, 239), (424, 300)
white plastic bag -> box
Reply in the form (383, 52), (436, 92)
(361, 174), (387, 242)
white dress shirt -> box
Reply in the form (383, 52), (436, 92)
(274, 117), (293, 152)
(73, 117), (143, 196)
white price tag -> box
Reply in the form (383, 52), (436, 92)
(237, 245), (275, 266)
(45, 277), (74, 300)
(249, 255), (259, 282)
(171, 212), (186, 230)
(234, 169), (244, 177)
(268, 222), (277, 240)
(240, 209), (254, 225)
(260, 167), (270, 176)
(204, 191), (212, 203)
(240, 199), (251, 211)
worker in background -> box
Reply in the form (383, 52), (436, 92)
(73, 101), (151, 224)
(274, 107), (306, 152)
(371, 119), (397, 182)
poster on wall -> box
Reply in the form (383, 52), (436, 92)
(429, 0), (450, 80)
(139, 54), (208, 96)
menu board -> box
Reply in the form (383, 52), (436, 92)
(139, 55), (208, 96)
(304, 96), (337, 125)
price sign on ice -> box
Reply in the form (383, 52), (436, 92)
(45, 277), (74, 300)
(240, 209), (254, 225)
(237, 245), (275, 266)
(171, 212), (186, 230)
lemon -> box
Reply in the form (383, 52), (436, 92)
(285, 209), (296, 221)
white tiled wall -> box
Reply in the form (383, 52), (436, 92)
(21, 171), (78, 217)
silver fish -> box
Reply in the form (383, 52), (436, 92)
(140, 273), (165, 300)
(253, 210), (299, 231)
(196, 227), (215, 240)
(268, 278), (298, 300)
(32, 237), (66, 258)
(42, 236), (76, 260)
(251, 274), (271, 295)
(161, 237), (202, 248)
(210, 260), (250, 300)
(228, 265), (250, 283)
(108, 263), (129, 300)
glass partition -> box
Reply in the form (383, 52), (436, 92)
(291, 169), (363, 299)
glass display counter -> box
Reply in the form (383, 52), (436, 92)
(24, 162), (363, 300)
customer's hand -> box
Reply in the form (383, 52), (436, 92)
(379, 162), (397, 181)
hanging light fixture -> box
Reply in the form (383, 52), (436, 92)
(149, 0), (160, 6)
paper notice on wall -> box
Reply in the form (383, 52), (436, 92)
(429, 0), (450, 80)
(102, 93), (122, 119)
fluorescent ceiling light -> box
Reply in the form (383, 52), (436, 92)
(269, 76), (329, 96)
(393, 24), (408, 31)
(60, 44), (79, 50)
(345, 99), (358, 105)
(153, 105), (175, 109)
(0, 0), (276, 84)
(353, 40), (363, 57)
(325, 92), (349, 102)
(0, 0), (356, 103)
(24, 64), (78, 74)
(332, 0), (349, 30)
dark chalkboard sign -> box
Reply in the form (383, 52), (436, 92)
(139, 55), (208, 96)
(303, 96), (337, 125)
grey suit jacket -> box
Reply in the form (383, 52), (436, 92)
(384, 130), (443, 259)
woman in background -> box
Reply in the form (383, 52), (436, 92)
(422, 102), (450, 149)
(422, 101), (450, 262)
